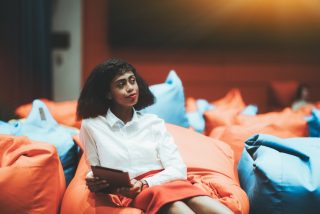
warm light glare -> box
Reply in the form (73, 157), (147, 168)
(109, 0), (320, 51)
(205, 0), (320, 30)
(180, 0), (320, 44)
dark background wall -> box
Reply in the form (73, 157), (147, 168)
(82, 0), (320, 113)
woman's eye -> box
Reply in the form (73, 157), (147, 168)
(117, 82), (125, 88)
(130, 77), (136, 84)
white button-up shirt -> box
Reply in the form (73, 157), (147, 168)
(80, 108), (187, 187)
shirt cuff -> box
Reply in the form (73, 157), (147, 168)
(86, 170), (93, 178)
(143, 177), (155, 187)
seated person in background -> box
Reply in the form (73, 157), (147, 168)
(77, 58), (232, 214)
(292, 84), (314, 111)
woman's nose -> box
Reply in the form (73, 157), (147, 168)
(126, 83), (134, 92)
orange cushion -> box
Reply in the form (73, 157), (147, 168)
(210, 108), (308, 167)
(204, 89), (246, 135)
(212, 88), (246, 109)
(235, 108), (308, 137)
(15, 99), (80, 128)
(61, 124), (249, 214)
(204, 107), (241, 135)
(0, 135), (66, 213)
(186, 97), (198, 112)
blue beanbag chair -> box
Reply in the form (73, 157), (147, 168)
(0, 120), (20, 135)
(238, 134), (320, 214)
(306, 108), (320, 137)
(141, 70), (189, 128)
(11, 100), (79, 186)
(187, 99), (214, 133)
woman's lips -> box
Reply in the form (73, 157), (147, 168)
(127, 93), (137, 99)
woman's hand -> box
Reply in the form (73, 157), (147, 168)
(116, 178), (143, 198)
(85, 171), (110, 193)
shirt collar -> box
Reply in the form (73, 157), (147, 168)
(106, 108), (139, 128)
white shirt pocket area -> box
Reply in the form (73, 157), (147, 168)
(130, 141), (160, 165)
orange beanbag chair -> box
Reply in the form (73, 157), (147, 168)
(212, 88), (246, 109)
(185, 97), (198, 112)
(210, 108), (309, 167)
(15, 99), (80, 128)
(0, 135), (66, 214)
(61, 124), (249, 214)
(204, 89), (246, 135)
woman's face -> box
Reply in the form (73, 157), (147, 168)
(109, 71), (139, 109)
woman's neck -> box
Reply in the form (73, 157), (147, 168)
(110, 106), (133, 124)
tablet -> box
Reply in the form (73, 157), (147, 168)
(91, 165), (131, 188)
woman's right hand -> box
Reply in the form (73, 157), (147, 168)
(115, 178), (142, 199)
(85, 171), (110, 192)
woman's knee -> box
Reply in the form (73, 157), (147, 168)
(186, 196), (233, 214)
(160, 201), (194, 214)
(187, 195), (208, 206)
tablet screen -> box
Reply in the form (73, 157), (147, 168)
(91, 165), (131, 188)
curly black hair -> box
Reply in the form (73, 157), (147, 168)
(77, 58), (155, 119)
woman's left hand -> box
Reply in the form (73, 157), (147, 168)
(116, 179), (142, 198)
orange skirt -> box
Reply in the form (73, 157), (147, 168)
(132, 179), (208, 214)
(106, 170), (208, 214)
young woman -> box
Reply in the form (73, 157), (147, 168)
(77, 58), (232, 214)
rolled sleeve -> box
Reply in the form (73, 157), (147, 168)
(144, 121), (187, 186)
